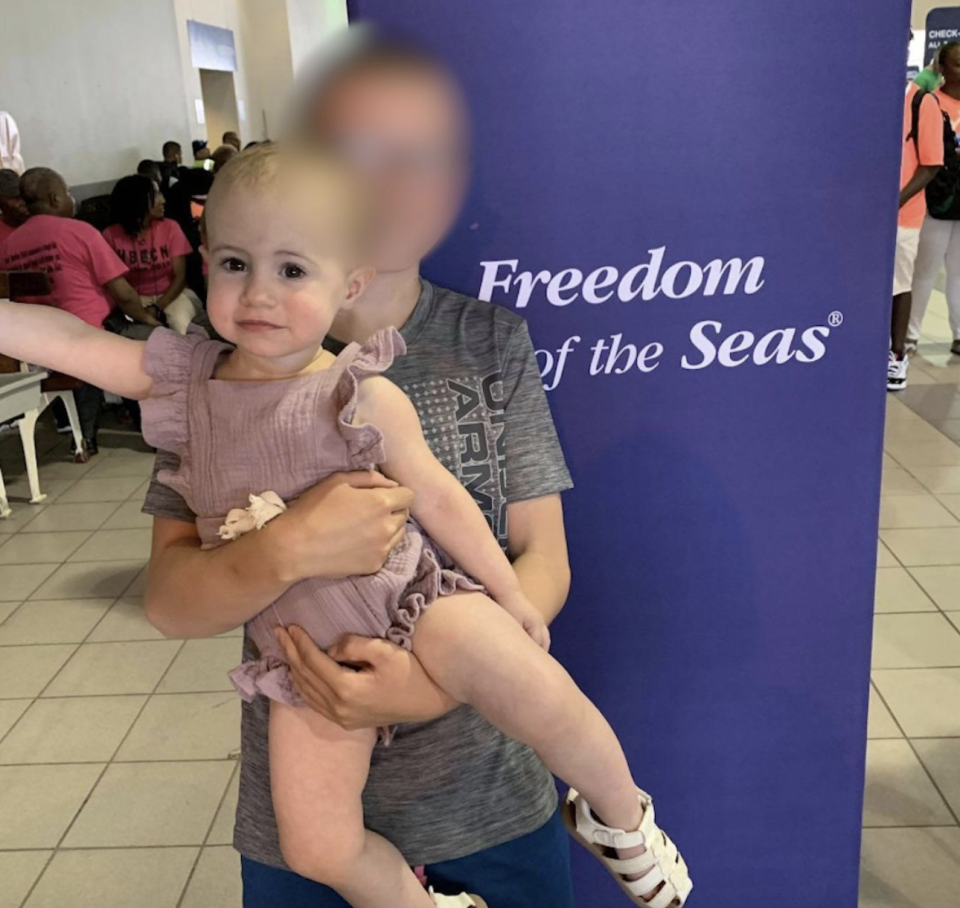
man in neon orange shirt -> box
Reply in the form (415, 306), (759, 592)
(891, 63), (945, 390)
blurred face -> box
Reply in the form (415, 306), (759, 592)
(313, 67), (470, 274)
(204, 181), (368, 365)
(0, 193), (28, 225)
(943, 46), (960, 86)
(149, 182), (165, 220)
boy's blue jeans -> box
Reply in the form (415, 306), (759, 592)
(240, 805), (576, 908)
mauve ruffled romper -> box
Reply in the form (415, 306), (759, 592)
(141, 326), (480, 713)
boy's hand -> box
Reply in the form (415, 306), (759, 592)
(498, 590), (551, 651)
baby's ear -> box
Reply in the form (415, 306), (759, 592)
(343, 265), (376, 309)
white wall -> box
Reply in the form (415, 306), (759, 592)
(0, 0), (192, 186)
(286, 0), (348, 76)
(238, 0), (295, 141)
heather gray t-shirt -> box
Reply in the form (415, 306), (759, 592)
(141, 279), (573, 868)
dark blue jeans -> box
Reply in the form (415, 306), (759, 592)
(240, 806), (576, 908)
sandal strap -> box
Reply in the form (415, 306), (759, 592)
(567, 786), (655, 850)
(428, 888), (482, 907)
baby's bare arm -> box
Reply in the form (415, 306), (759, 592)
(0, 301), (152, 399)
(356, 376), (522, 603)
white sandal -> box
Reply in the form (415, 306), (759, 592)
(563, 787), (692, 908)
(428, 888), (488, 907)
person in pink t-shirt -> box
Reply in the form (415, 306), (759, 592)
(0, 167), (160, 454)
(0, 168), (28, 247)
(102, 175), (201, 334)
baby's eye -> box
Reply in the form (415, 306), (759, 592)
(281, 263), (306, 280)
(221, 257), (246, 273)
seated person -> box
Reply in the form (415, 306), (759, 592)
(136, 158), (162, 185)
(158, 140), (184, 194)
(222, 129), (241, 151)
(0, 167), (159, 454)
(102, 174), (200, 334)
(192, 140), (214, 171)
(211, 143), (238, 173)
(0, 167), (28, 246)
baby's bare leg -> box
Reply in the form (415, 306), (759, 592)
(269, 701), (435, 907)
(412, 593), (643, 836)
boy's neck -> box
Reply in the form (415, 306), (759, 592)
(331, 266), (422, 344)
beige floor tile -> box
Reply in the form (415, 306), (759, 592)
(126, 566), (148, 596)
(30, 560), (144, 600)
(128, 479), (152, 501)
(4, 479), (75, 504)
(0, 504), (47, 535)
(872, 613), (960, 669)
(116, 692), (240, 762)
(0, 851), (52, 908)
(879, 528), (960, 566)
(56, 476), (145, 504)
(63, 760), (234, 847)
(0, 563), (57, 601)
(0, 531), (92, 565)
(867, 687), (902, 739)
(100, 499), (154, 530)
(911, 565), (960, 610)
(0, 645), (76, 699)
(880, 468), (930, 496)
(860, 828), (960, 908)
(873, 668), (960, 737)
(882, 420), (946, 443)
(0, 695), (146, 764)
(881, 453), (900, 470)
(84, 454), (156, 480)
(914, 738), (960, 819)
(43, 640), (182, 697)
(207, 765), (239, 846)
(862, 739), (953, 827)
(939, 494), (960, 520)
(878, 495), (958, 529)
(0, 599), (20, 623)
(0, 763), (103, 847)
(0, 698), (32, 740)
(877, 540), (898, 568)
(180, 846), (242, 908)
(68, 528), (152, 563)
(37, 458), (97, 481)
(0, 599), (113, 645)
(882, 440), (960, 467)
(910, 465), (960, 494)
(24, 847), (197, 908)
(21, 502), (120, 533)
(87, 598), (167, 642)
(874, 567), (938, 613)
(157, 638), (243, 693)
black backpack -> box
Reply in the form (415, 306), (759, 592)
(908, 89), (960, 219)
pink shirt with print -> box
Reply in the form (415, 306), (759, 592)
(102, 218), (192, 297)
(0, 214), (127, 328)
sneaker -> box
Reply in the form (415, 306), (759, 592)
(55, 424), (73, 435)
(951, 339), (960, 357)
(905, 337), (919, 355)
(0, 419), (18, 437)
(887, 351), (909, 391)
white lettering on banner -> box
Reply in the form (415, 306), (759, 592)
(477, 247), (766, 308)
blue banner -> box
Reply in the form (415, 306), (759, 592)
(349, 3), (909, 905)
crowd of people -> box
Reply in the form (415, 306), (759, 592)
(0, 130), (260, 456)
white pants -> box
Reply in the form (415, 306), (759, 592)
(143, 289), (202, 335)
(909, 215), (960, 341)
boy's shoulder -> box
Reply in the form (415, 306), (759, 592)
(423, 280), (528, 340)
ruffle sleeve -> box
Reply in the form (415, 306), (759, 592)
(335, 327), (406, 468)
(139, 327), (208, 458)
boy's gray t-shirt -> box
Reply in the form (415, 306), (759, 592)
(141, 280), (573, 868)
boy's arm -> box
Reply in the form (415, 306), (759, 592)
(0, 300), (153, 399)
(358, 377), (522, 604)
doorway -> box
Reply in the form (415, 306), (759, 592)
(199, 68), (240, 149)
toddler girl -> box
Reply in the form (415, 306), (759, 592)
(0, 144), (691, 908)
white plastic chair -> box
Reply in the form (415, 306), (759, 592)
(0, 371), (49, 517)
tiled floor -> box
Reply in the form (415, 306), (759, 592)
(861, 289), (960, 908)
(1, 292), (960, 907)
(0, 421), (242, 908)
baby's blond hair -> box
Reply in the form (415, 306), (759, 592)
(205, 142), (373, 262)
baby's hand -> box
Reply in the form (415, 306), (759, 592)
(498, 591), (551, 652)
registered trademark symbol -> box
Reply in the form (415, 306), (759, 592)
(828, 311), (843, 327)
